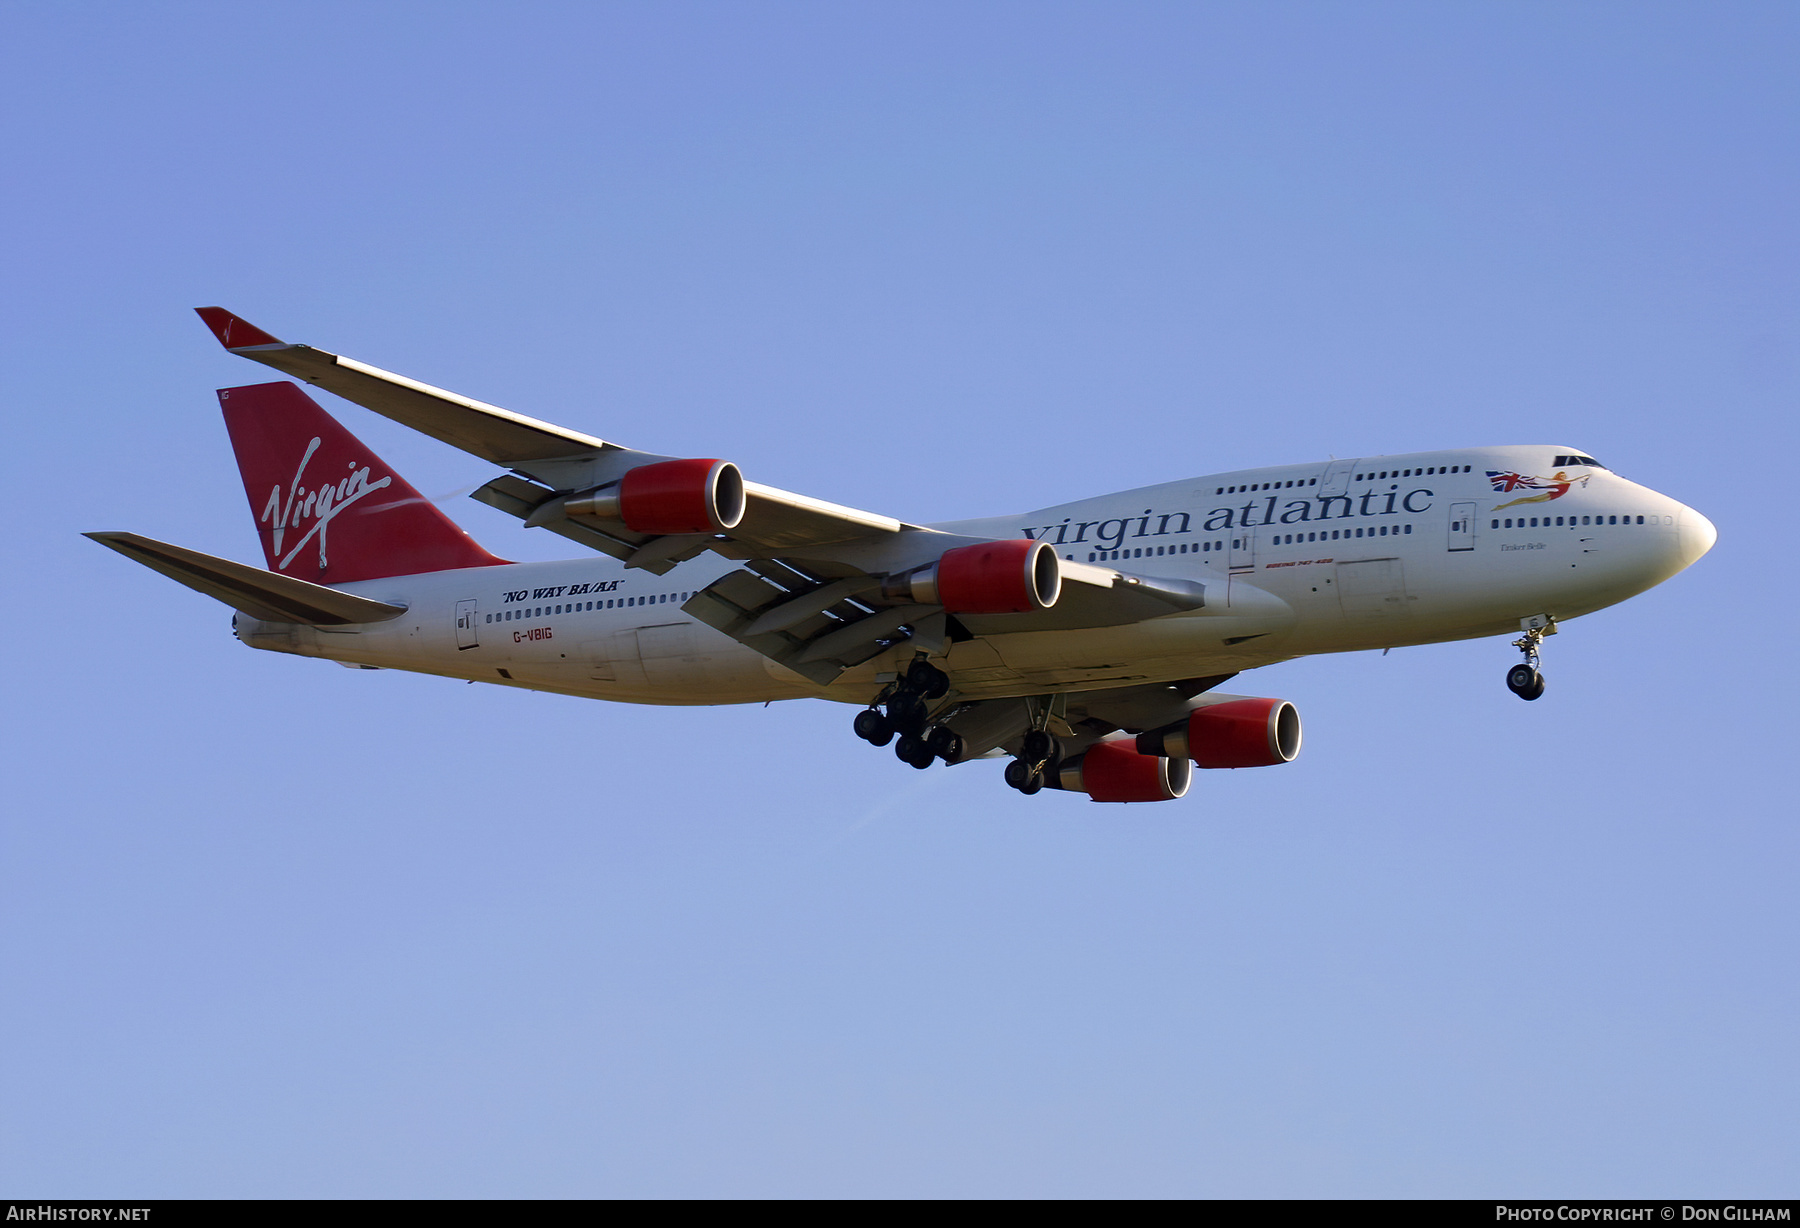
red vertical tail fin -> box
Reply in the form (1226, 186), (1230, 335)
(219, 381), (508, 583)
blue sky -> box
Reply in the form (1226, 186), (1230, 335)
(2, 1), (1795, 1197)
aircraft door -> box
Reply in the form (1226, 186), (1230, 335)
(455, 600), (479, 649)
(1319, 459), (1358, 497)
(1228, 524), (1255, 571)
(1447, 502), (1476, 551)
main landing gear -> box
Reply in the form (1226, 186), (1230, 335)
(1506, 617), (1555, 701)
(853, 656), (963, 770)
(1004, 728), (1060, 796)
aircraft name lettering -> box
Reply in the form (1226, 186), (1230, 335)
(502, 581), (622, 603)
(1021, 487), (1437, 550)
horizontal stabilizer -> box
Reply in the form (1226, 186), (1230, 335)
(85, 532), (407, 626)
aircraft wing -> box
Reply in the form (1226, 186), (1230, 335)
(196, 308), (909, 566)
(194, 308), (614, 464)
(197, 308), (1206, 684)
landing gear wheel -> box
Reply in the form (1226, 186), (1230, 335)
(926, 726), (964, 764)
(1022, 728), (1061, 764)
(906, 659), (950, 700)
(896, 732), (935, 769)
(854, 708), (892, 746)
(886, 694), (928, 737)
(1506, 664), (1545, 700)
(1004, 758), (1044, 795)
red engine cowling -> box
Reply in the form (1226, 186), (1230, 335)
(896, 539), (1061, 614)
(1054, 738), (1191, 802)
(1137, 697), (1301, 768)
(565, 459), (746, 535)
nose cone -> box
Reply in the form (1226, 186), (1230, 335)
(1678, 506), (1718, 569)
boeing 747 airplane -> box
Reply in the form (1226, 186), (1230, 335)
(88, 309), (1716, 801)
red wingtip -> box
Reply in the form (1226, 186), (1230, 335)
(194, 306), (282, 349)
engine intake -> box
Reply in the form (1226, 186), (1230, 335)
(1052, 739), (1191, 803)
(886, 539), (1061, 614)
(1137, 697), (1301, 768)
(566, 459), (746, 535)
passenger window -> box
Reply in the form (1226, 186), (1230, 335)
(1636, 515), (1644, 524)
(1404, 524), (1412, 534)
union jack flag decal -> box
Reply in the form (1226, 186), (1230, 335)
(1487, 470), (1547, 494)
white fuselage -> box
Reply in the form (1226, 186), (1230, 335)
(234, 446), (1714, 707)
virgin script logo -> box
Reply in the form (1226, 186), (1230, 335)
(259, 437), (392, 571)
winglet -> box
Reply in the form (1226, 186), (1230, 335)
(195, 306), (283, 349)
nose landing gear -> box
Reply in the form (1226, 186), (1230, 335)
(1506, 617), (1554, 701)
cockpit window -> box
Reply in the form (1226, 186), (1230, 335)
(1553, 454), (1605, 469)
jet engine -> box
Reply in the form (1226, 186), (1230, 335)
(565, 458), (746, 535)
(884, 539), (1061, 614)
(1050, 738), (1191, 802)
(1136, 696), (1301, 768)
